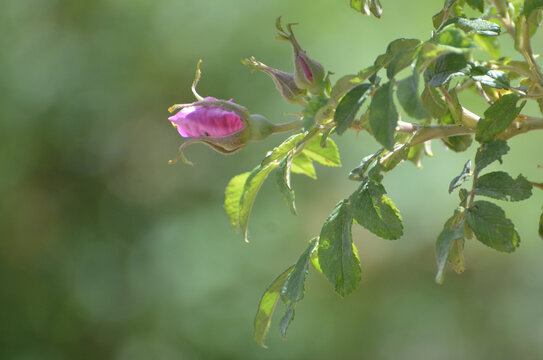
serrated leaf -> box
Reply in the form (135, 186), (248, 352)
(224, 172), (251, 228)
(466, 200), (520, 252)
(524, 0), (543, 19)
(474, 139), (509, 174)
(470, 66), (510, 89)
(435, 208), (465, 284)
(261, 133), (305, 167)
(397, 71), (429, 120)
(474, 171), (533, 201)
(317, 200), (361, 297)
(427, 53), (470, 87)
(254, 266), (294, 348)
(350, 180), (403, 239)
(421, 85), (448, 119)
(279, 238), (318, 337)
(376, 38), (421, 68)
(476, 94), (525, 143)
(435, 27), (474, 51)
(240, 163), (277, 242)
(276, 152), (297, 215)
(382, 144), (410, 172)
(369, 81), (398, 150)
(291, 153), (317, 179)
(449, 160), (472, 193)
(441, 17), (501, 36)
(334, 83), (372, 135)
(387, 47), (420, 79)
(302, 134), (341, 167)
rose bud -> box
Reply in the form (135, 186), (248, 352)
(242, 56), (308, 106)
(167, 60), (302, 165)
(276, 17), (325, 94)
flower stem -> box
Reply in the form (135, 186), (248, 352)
(271, 119), (303, 134)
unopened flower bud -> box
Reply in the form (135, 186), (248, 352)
(242, 56), (308, 106)
(276, 18), (325, 93)
(168, 97), (251, 164)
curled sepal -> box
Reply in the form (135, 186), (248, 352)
(242, 56), (308, 105)
(168, 132), (249, 165)
(276, 17), (325, 93)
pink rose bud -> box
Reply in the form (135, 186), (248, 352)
(167, 97), (279, 165)
(168, 97), (245, 138)
(276, 18), (325, 94)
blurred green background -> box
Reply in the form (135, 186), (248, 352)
(2, 0), (543, 359)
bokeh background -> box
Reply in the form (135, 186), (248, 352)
(2, 0), (543, 359)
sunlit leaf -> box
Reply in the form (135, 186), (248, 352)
(317, 200), (361, 297)
(369, 81), (398, 150)
(476, 94), (525, 143)
(254, 266), (294, 348)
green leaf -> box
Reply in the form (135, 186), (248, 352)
(387, 47), (420, 79)
(240, 163), (277, 242)
(397, 71), (429, 120)
(261, 133), (305, 167)
(426, 53), (470, 87)
(524, 0), (543, 19)
(334, 83), (372, 135)
(254, 266), (294, 348)
(435, 208), (465, 284)
(448, 237), (466, 275)
(466, 0), (484, 12)
(276, 152), (297, 215)
(435, 27), (474, 51)
(291, 153), (317, 179)
(302, 134), (341, 167)
(465, 200), (520, 253)
(474, 139), (509, 174)
(317, 200), (361, 297)
(441, 17), (501, 36)
(421, 85), (448, 119)
(369, 81), (398, 150)
(224, 172), (251, 228)
(476, 94), (525, 143)
(449, 160), (472, 193)
(302, 96), (329, 129)
(350, 180), (403, 239)
(279, 239), (318, 337)
(470, 66), (510, 89)
(474, 171), (533, 201)
(376, 38), (422, 68)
